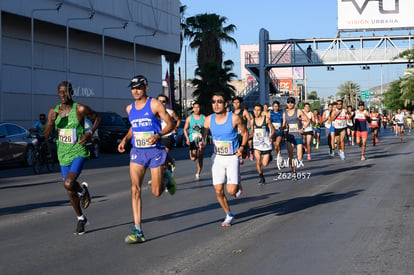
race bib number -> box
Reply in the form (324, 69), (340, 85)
(214, 140), (233, 155)
(289, 123), (299, 133)
(133, 131), (155, 148)
(371, 120), (378, 126)
(254, 128), (266, 139)
(272, 122), (281, 129)
(58, 129), (77, 144)
(335, 119), (347, 128)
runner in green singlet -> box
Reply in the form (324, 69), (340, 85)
(44, 81), (101, 235)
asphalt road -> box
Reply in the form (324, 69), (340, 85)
(1, 128), (414, 275)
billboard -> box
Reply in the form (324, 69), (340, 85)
(338, 0), (414, 31)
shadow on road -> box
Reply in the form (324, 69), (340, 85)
(235, 189), (364, 223)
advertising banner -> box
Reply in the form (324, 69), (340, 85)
(277, 79), (293, 94)
(338, 0), (414, 31)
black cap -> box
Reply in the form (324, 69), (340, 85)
(358, 101), (365, 106)
(128, 75), (148, 88)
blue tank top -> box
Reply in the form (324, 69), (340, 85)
(129, 97), (162, 149)
(270, 110), (283, 133)
(210, 112), (239, 155)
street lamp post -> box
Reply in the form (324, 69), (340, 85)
(66, 11), (95, 80)
(30, 3), (62, 125)
(102, 23), (127, 110)
(133, 32), (156, 75)
(184, 44), (187, 117)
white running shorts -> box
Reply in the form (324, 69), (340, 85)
(211, 154), (240, 185)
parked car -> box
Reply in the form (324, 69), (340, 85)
(84, 117), (100, 158)
(96, 112), (130, 152)
(0, 122), (35, 166)
(122, 117), (131, 128)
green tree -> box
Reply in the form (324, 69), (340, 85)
(336, 81), (360, 108)
(397, 49), (414, 62)
(164, 5), (186, 115)
(383, 79), (404, 111)
(185, 13), (237, 70)
(395, 49), (414, 108)
(191, 60), (237, 114)
(308, 90), (318, 100)
(184, 13), (238, 114)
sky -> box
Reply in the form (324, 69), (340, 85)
(165, 0), (409, 98)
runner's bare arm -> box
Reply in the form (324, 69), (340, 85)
(150, 98), (174, 138)
(183, 116), (191, 145)
(233, 114), (248, 157)
(77, 104), (101, 145)
(267, 117), (275, 141)
(299, 109), (310, 129)
(201, 115), (211, 149)
(170, 110), (181, 130)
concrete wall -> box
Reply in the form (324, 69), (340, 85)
(0, 0), (180, 127)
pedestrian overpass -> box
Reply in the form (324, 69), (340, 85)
(243, 28), (414, 108)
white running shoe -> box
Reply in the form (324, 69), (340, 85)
(339, 150), (346, 160)
(361, 155), (366, 160)
(195, 173), (200, 180)
(221, 215), (234, 227)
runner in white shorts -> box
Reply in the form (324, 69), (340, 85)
(203, 92), (248, 227)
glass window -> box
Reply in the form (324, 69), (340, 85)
(7, 124), (25, 135)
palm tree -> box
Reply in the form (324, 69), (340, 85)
(164, 5), (186, 114)
(337, 81), (360, 108)
(191, 60), (237, 114)
(184, 13), (237, 71)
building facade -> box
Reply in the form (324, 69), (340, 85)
(0, 0), (180, 127)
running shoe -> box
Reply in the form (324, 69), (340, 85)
(361, 155), (366, 160)
(74, 217), (89, 235)
(195, 173), (200, 180)
(375, 137), (379, 143)
(249, 153), (254, 161)
(80, 182), (91, 209)
(313, 138), (316, 145)
(163, 172), (176, 195)
(239, 158), (244, 165)
(148, 179), (152, 185)
(351, 141), (355, 146)
(307, 154), (311, 161)
(316, 142), (319, 149)
(168, 158), (176, 173)
(125, 226), (145, 244)
(258, 175), (265, 185)
(339, 150), (346, 160)
(373, 140), (376, 146)
(221, 215), (234, 227)
(234, 184), (243, 198)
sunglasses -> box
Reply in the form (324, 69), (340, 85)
(159, 100), (167, 104)
(211, 99), (225, 104)
(287, 101), (295, 104)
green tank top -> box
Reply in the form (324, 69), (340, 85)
(54, 102), (89, 166)
(189, 114), (205, 142)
